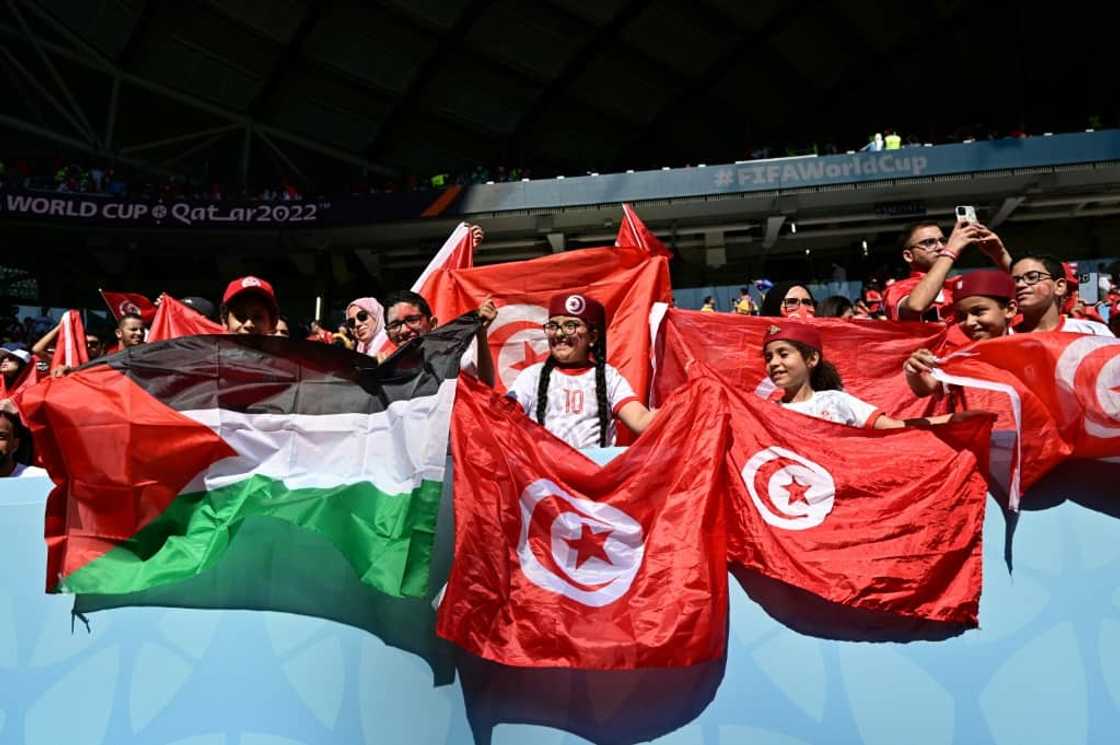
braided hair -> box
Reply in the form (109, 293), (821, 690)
(534, 324), (611, 447)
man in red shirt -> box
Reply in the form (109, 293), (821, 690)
(884, 220), (1012, 321)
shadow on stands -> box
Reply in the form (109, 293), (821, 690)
(731, 566), (968, 643)
(74, 466), (461, 685)
(454, 644), (726, 745)
(1020, 459), (1120, 518)
(1002, 460), (1120, 572)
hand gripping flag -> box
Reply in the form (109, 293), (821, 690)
(147, 293), (224, 342)
(99, 290), (157, 324)
(721, 379), (992, 626)
(652, 308), (952, 419)
(14, 315), (481, 599)
(50, 309), (89, 370)
(437, 375), (729, 669)
(933, 332), (1120, 508)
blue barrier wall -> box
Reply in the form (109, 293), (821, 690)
(2, 458), (1118, 745)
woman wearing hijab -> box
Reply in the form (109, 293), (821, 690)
(345, 297), (385, 357)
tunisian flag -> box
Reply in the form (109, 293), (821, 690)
(51, 310), (89, 370)
(99, 290), (157, 324)
(148, 294), (224, 342)
(652, 308), (952, 418)
(721, 376), (992, 625)
(379, 208), (671, 406)
(934, 332), (1120, 508)
(438, 374), (728, 669)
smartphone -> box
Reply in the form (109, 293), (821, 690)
(955, 205), (978, 224)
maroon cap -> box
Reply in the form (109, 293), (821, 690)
(762, 322), (822, 353)
(955, 269), (1015, 303)
(548, 293), (605, 327)
(222, 276), (278, 312)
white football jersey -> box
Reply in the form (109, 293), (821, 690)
(780, 389), (883, 428)
(507, 362), (640, 449)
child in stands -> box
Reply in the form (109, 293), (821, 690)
(763, 323), (909, 429)
(507, 293), (655, 449)
(904, 269), (1017, 398)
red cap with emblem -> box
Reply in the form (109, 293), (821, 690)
(955, 269), (1015, 303)
(548, 293), (605, 328)
(762, 322), (822, 354)
(222, 276), (278, 313)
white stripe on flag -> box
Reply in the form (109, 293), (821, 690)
(62, 312), (74, 368)
(178, 378), (457, 497)
(931, 368), (1023, 510)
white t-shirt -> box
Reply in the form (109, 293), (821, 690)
(1059, 317), (1114, 337)
(780, 389), (883, 428)
(508, 362), (640, 449)
(3, 462), (47, 478)
(1011, 317), (1116, 337)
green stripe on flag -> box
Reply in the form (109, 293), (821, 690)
(60, 474), (444, 598)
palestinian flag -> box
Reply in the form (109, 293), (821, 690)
(15, 315), (480, 600)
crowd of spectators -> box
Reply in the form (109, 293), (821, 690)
(6, 119), (1109, 203)
(3, 217), (1120, 480)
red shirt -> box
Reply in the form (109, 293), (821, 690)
(883, 272), (956, 321)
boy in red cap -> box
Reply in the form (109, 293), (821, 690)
(903, 269), (1016, 397)
(763, 323), (909, 429)
(507, 292), (655, 449)
(221, 276), (278, 336)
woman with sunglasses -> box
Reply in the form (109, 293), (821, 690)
(507, 293), (655, 449)
(345, 297), (385, 356)
(759, 281), (817, 319)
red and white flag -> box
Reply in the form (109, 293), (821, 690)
(721, 376), (992, 625)
(99, 290), (157, 324)
(652, 308), (952, 418)
(367, 222), (478, 357)
(437, 375), (729, 669)
(615, 203), (672, 257)
(934, 332), (1120, 508)
(50, 310), (89, 370)
(147, 294), (225, 342)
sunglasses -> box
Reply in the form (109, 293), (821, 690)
(781, 298), (816, 309)
(345, 310), (371, 328)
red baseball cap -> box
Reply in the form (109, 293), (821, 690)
(222, 276), (278, 313)
(955, 269), (1015, 303)
(762, 322), (822, 353)
(548, 293), (605, 328)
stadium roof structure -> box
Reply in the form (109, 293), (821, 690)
(1, 0), (1115, 187)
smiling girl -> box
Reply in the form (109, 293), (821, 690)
(507, 293), (655, 448)
(763, 323), (909, 429)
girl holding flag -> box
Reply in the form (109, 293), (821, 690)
(763, 323), (910, 429)
(507, 293), (656, 449)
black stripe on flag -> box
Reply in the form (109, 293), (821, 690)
(92, 313), (480, 415)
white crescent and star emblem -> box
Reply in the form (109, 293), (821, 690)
(241, 276), (262, 288)
(1054, 336), (1120, 439)
(741, 446), (836, 530)
(517, 478), (644, 607)
(119, 301), (141, 316)
(564, 295), (587, 315)
(487, 303), (550, 392)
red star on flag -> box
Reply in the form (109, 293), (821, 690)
(509, 340), (549, 372)
(564, 523), (612, 569)
(785, 478), (811, 506)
